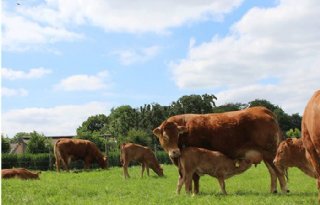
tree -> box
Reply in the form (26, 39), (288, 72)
(212, 103), (246, 113)
(123, 129), (152, 147)
(286, 128), (301, 138)
(76, 114), (109, 152)
(1, 134), (11, 153)
(108, 105), (138, 138)
(11, 132), (30, 143)
(26, 131), (52, 154)
(170, 94), (217, 115)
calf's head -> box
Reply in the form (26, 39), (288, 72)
(99, 156), (108, 169)
(273, 138), (297, 172)
(153, 121), (188, 158)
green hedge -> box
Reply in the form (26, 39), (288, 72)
(1, 151), (171, 171)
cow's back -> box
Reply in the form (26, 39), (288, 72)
(122, 143), (149, 162)
(56, 138), (90, 159)
(169, 106), (280, 158)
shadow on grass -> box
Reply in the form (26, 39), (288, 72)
(188, 190), (316, 197)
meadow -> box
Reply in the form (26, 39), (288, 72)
(2, 164), (318, 205)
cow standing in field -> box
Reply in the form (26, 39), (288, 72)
(153, 106), (288, 193)
(2, 168), (41, 180)
(301, 90), (320, 202)
(273, 138), (316, 179)
(120, 143), (163, 179)
(54, 138), (107, 172)
(177, 148), (262, 195)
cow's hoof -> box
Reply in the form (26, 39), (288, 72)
(273, 190), (278, 194)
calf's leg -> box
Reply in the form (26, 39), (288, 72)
(217, 177), (227, 195)
(141, 163), (145, 178)
(193, 173), (200, 194)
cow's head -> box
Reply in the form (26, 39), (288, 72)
(99, 156), (108, 169)
(153, 121), (188, 158)
(155, 166), (164, 177)
(273, 138), (296, 172)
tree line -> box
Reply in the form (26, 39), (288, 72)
(2, 94), (302, 154)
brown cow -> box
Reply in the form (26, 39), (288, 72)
(120, 143), (163, 179)
(2, 168), (41, 180)
(153, 106), (288, 193)
(301, 90), (320, 202)
(177, 148), (262, 195)
(273, 138), (316, 179)
(54, 138), (107, 172)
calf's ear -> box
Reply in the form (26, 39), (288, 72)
(153, 127), (162, 138)
(177, 126), (188, 134)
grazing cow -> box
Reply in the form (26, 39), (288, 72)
(153, 106), (288, 193)
(2, 168), (41, 180)
(301, 90), (320, 202)
(177, 148), (262, 195)
(54, 138), (107, 172)
(273, 138), (316, 179)
(120, 143), (163, 178)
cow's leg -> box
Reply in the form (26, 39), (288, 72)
(84, 157), (92, 170)
(146, 164), (150, 176)
(61, 156), (69, 172)
(192, 173), (200, 194)
(56, 158), (61, 172)
(123, 161), (130, 179)
(217, 177), (227, 195)
(303, 132), (320, 202)
(141, 163), (145, 178)
(264, 160), (278, 193)
(185, 174), (193, 194)
(265, 156), (288, 194)
(176, 174), (185, 194)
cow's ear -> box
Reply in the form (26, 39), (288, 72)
(153, 127), (162, 138)
(286, 138), (293, 144)
(177, 126), (188, 134)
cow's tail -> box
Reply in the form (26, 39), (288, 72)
(54, 140), (61, 163)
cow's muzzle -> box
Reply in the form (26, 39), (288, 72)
(169, 149), (181, 158)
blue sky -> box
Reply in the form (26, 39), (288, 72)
(2, 0), (320, 137)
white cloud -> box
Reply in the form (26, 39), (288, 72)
(15, 0), (243, 33)
(2, 9), (83, 51)
(2, 67), (52, 80)
(171, 0), (320, 114)
(1, 102), (111, 137)
(54, 71), (110, 91)
(2, 87), (28, 97)
(113, 46), (161, 65)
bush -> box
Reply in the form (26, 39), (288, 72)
(1, 150), (171, 171)
(2, 153), (53, 170)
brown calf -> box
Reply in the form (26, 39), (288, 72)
(120, 143), (163, 178)
(177, 147), (262, 195)
(54, 138), (107, 172)
(273, 138), (316, 179)
(2, 168), (41, 180)
(301, 90), (320, 202)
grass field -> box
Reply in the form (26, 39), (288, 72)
(1, 164), (318, 205)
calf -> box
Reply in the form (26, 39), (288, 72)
(177, 147), (262, 195)
(2, 168), (41, 180)
(273, 138), (316, 179)
(120, 143), (163, 178)
(54, 138), (107, 172)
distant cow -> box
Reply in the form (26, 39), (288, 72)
(153, 106), (288, 193)
(54, 138), (107, 172)
(301, 90), (320, 202)
(120, 143), (163, 178)
(273, 138), (316, 179)
(177, 147), (262, 195)
(2, 168), (41, 180)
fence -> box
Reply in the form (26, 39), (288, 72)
(1, 151), (171, 171)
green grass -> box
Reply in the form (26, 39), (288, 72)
(2, 165), (318, 205)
